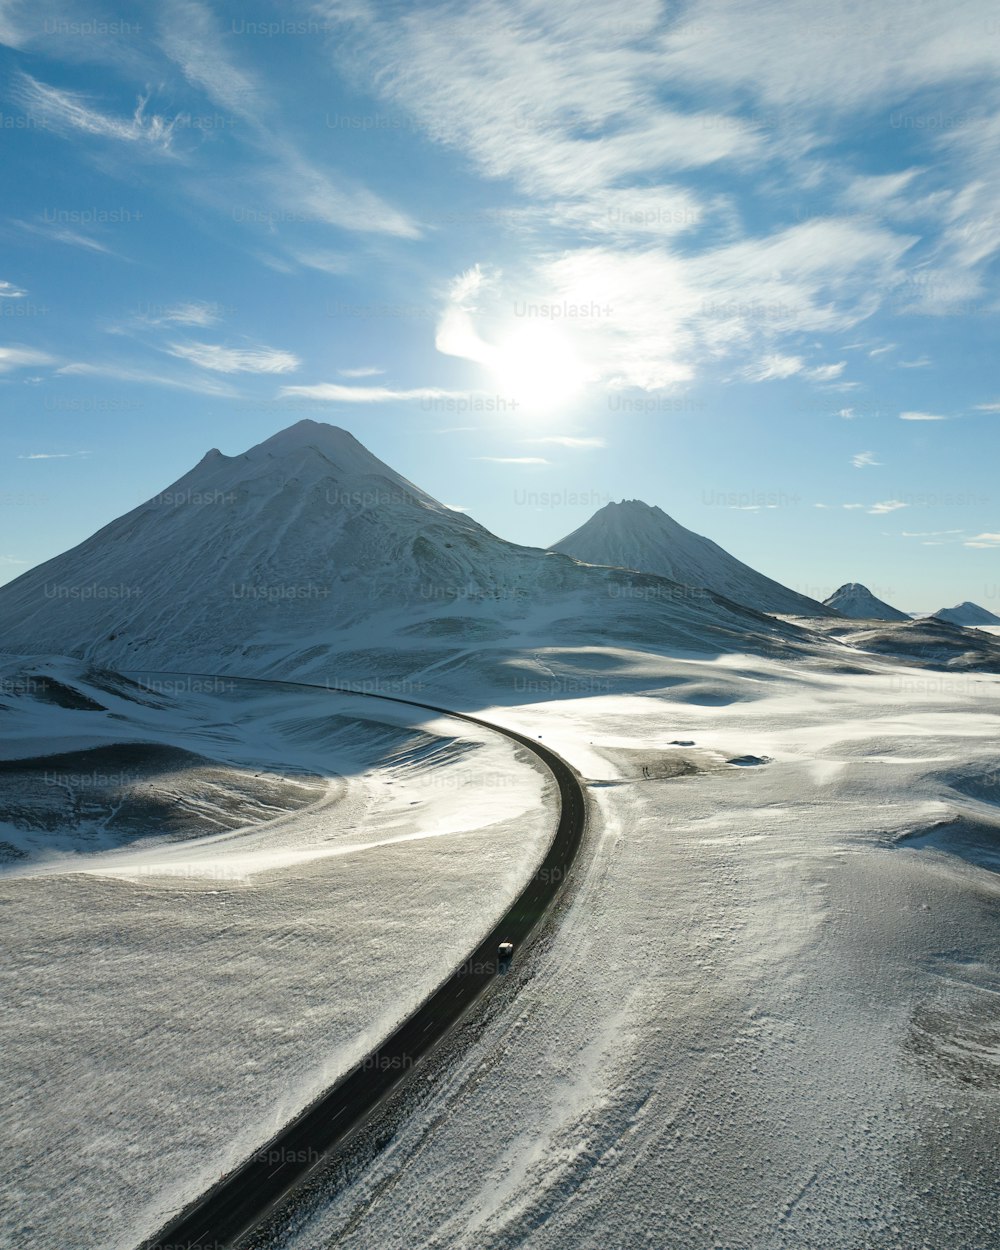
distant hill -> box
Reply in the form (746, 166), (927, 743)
(550, 499), (828, 617)
(822, 583), (910, 621)
(932, 601), (1000, 627)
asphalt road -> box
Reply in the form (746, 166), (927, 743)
(133, 673), (588, 1250)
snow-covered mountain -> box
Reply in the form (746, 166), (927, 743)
(932, 601), (1000, 627)
(0, 421), (813, 678)
(822, 583), (910, 621)
(550, 499), (828, 617)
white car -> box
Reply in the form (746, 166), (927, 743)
(497, 940), (514, 960)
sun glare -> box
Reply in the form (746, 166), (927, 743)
(488, 322), (589, 412)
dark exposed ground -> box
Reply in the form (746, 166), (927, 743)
(0, 742), (326, 862)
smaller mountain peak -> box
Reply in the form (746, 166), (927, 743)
(932, 601), (1000, 626)
(823, 583), (908, 621)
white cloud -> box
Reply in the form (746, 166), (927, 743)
(964, 532), (1000, 548)
(280, 382), (469, 403)
(14, 74), (178, 150)
(842, 170), (923, 212)
(0, 280), (26, 298)
(898, 357), (931, 368)
(262, 153), (422, 240)
(659, 0), (1000, 112)
(0, 346), (54, 372)
(807, 361), (847, 381)
(159, 1), (421, 240)
(432, 215), (914, 393)
(899, 410), (948, 420)
(744, 353), (803, 381)
(159, 0), (265, 120)
(868, 499), (908, 514)
(151, 301), (223, 327)
(167, 342), (300, 374)
(57, 361), (240, 396)
(474, 456), (549, 465)
(341, 0), (762, 198)
(18, 450), (90, 460)
(285, 247), (352, 276)
(902, 529), (964, 537)
(851, 451), (879, 468)
(526, 436), (606, 448)
(842, 503), (866, 510)
(973, 401), (1000, 412)
(17, 220), (117, 255)
(339, 366), (385, 378)
(0, 0), (26, 47)
(838, 407), (858, 419)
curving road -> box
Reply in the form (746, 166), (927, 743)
(134, 673), (588, 1250)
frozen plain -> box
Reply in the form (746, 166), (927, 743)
(2, 635), (999, 1250)
(0, 659), (552, 1250)
(253, 641), (1000, 1250)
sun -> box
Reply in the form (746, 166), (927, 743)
(488, 322), (589, 412)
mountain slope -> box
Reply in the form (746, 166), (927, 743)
(822, 583), (910, 621)
(0, 422), (815, 678)
(550, 499), (828, 617)
(932, 601), (1000, 627)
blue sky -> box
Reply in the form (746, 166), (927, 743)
(1, 0), (998, 611)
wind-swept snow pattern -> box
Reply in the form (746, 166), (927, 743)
(551, 499), (827, 617)
(0, 659), (554, 1250)
(256, 646), (1000, 1250)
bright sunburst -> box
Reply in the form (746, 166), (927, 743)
(487, 322), (589, 412)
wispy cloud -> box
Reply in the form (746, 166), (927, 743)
(974, 401), (1000, 412)
(16, 220), (118, 255)
(964, 532), (1000, 548)
(526, 436), (606, 448)
(342, 0), (762, 198)
(899, 410), (948, 421)
(851, 451), (880, 468)
(158, 0), (264, 120)
(474, 456), (549, 465)
(18, 450), (91, 460)
(158, 0), (421, 239)
(902, 529), (964, 538)
(868, 499), (908, 514)
(146, 301), (224, 327)
(745, 353), (804, 381)
(436, 216), (914, 392)
(57, 360), (241, 396)
(339, 366), (385, 378)
(0, 346), (54, 372)
(280, 382), (470, 403)
(166, 342), (300, 374)
(0, 280), (26, 298)
(659, 0), (1000, 112)
(14, 73), (178, 150)
(0, 0), (26, 48)
(285, 247), (353, 276)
